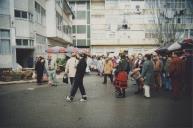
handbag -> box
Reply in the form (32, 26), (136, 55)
(63, 74), (68, 84)
(42, 74), (48, 82)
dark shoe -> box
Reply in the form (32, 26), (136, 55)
(102, 82), (107, 84)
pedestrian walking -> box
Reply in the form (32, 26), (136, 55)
(47, 55), (57, 86)
(169, 52), (183, 99)
(141, 54), (154, 98)
(64, 53), (78, 85)
(152, 53), (162, 91)
(164, 55), (172, 91)
(96, 57), (104, 76)
(103, 57), (113, 84)
(66, 53), (88, 102)
(114, 54), (128, 98)
(134, 53), (144, 94)
(35, 57), (45, 85)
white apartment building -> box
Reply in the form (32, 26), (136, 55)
(69, 0), (90, 49)
(90, 0), (193, 55)
(46, 0), (73, 47)
(0, 0), (73, 69)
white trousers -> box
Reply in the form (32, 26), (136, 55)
(143, 85), (150, 98)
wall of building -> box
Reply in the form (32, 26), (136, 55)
(0, 0), (74, 68)
(69, 0), (90, 48)
(0, 0), (14, 68)
(90, 0), (193, 55)
(46, 0), (73, 47)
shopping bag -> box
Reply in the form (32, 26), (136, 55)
(63, 74), (68, 84)
(42, 74), (48, 82)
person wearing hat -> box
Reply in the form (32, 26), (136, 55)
(64, 52), (78, 85)
(66, 52), (88, 102)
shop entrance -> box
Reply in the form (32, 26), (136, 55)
(16, 48), (34, 68)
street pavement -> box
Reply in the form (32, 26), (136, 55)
(0, 73), (192, 128)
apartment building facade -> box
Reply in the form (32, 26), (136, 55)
(0, 0), (73, 69)
(69, 0), (91, 48)
(90, 0), (193, 55)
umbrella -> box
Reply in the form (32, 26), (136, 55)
(46, 46), (66, 53)
(66, 47), (80, 53)
(155, 43), (171, 54)
(167, 42), (181, 51)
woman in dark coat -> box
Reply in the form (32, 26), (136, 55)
(35, 57), (45, 85)
(114, 54), (129, 98)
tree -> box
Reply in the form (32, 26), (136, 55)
(149, 0), (187, 46)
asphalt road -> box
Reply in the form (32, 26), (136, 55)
(0, 73), (192, 128)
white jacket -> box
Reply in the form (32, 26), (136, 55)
(65, 57), (78, 77)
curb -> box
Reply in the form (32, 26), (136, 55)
(0, 79), (36, 85)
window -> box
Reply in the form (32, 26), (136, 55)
(190, 29), (193, 39)
(16, 39), (22, 45)
(1, 30), (10, 38)
(87, 25), (90, 38)
(29, 13), (33, 21)
(56, 0), (63, 7)
(177, 18), (181, 23)
(87, 39), (90, 46)
(76, 1), (86, 9)
(22, 11), (27, 18)
(87, 11), (90, 24)
(41, 8), (46, 25)
(77, 39), (86, 46)
(77, 25), (86, 34)
(35, 2), (46, 25)
(0, 29), (10, 55)
(15, 10), (21, 17)
(30, 40), (34, 46)
(0, 0), (9, 15)
(56, 12), (62, 31)
(73, 39), (76, 46)
(72, 25), (76, 33)
(87, 2), (90, 10)
(76, 11), (86, 19)
(69, 2), (75, 12)
(16, 39), (34, 47)
(15, 10), (33, 20)
(23, 39), (28, 46)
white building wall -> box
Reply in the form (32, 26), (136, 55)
(46, 0), (73, 46)
(46, 0), (56, 37)
(90, 0), (159, 55)
(0, 0), (14, 68)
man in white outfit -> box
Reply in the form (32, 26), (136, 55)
(64, 53), (78, 85)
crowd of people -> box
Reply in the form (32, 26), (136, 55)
(34, 49), (192, 102)
(87, 50), (192, 99)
